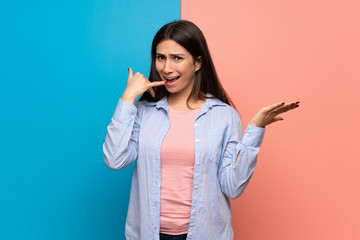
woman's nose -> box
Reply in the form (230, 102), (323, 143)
(163, 60), (173, 73)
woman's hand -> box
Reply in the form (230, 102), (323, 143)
(121, 68), (165, 104)
(249, 101), (300, 128)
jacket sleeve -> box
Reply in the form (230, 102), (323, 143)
(103, 99), (142, 170)
(218, 111), (265, 199)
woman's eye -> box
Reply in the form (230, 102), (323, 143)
(174, 56), (183, 60)
(157, 55), (165, 60)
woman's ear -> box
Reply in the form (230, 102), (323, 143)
(195, 56), (202, 71)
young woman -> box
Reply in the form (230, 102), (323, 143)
(103, 20), (299, 240)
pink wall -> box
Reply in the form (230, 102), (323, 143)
(182, 1), (360, 239)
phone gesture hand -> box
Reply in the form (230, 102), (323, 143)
(121, 68), (165, 104)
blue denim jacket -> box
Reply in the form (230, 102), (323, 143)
(103, 95), (265, 240)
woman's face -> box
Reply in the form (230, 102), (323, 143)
(155, 39), (201, 98)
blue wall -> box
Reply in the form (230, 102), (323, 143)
(0, 1), (180, 239)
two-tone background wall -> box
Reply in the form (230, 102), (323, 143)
(1, 0), (359, 239)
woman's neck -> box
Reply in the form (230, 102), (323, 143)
(167, 94), (205, 111)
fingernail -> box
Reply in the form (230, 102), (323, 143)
(295, 101), (300, 104)
(128, 68), (129, 71)
(290, 103), (295, 105)
(281, 102), (285, 105)
(165, 80), (168, 83)
(295, 105), (299, 107)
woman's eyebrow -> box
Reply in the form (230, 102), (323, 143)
(170, 54), (185, 57)
(156, 53), (185, 56)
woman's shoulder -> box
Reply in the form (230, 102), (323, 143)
(134, 97), (167, 115)
(205, 95), (241, 125)
(205, 95), (238, 115)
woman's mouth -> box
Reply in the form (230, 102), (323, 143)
(164, 76), (180, 83)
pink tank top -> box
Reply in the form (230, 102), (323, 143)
(160, 106), (201, 235)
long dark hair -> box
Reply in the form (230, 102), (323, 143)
(139, 20), (234, 107)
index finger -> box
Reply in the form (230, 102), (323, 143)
(263, 101), (286, 112)
(268, 101), (300, 113)
(272, 102), (300, 115)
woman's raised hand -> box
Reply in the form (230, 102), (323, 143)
(121, 68), (165, 104)
(249, 101), (300, 128)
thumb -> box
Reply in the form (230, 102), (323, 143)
(149, 80), (166, 88)
(269, 116), (284, 125)
(128, 67), (133, 80)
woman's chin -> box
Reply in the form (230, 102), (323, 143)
(164, 86), (175, 93)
